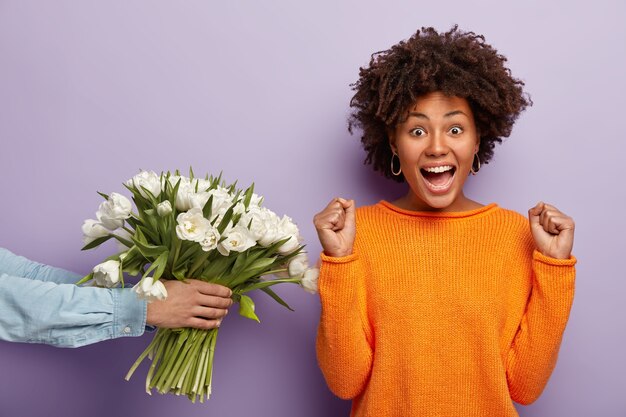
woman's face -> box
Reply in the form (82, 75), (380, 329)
(390, 91), (479, 212)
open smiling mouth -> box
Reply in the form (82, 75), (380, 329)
(420, 165), (456, 193)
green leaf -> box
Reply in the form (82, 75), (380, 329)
(112, 233), (134, 248)
(134, 227), (148, 244)
(216, 206), (234, 234)
(243, 183), (255, 209)
(97, 191), (110, 200)
(230, 250), (249, 277)
(228, 257), (277, 286)
(238, 295), (260, 322)
(174, 242), (201, 268)
(137, 225), (159, 244)
(123, 259), (144, 276)
(199, 254), (237, 281)
(132, 237), (168, 259)
(81, 235), (113, 251)
(187, 249), (211, 278)
(172, 266), (188, 281)
(202, 195), (214, 219)
(260, 287), (294, 311)
(142, 251), (169, 280)
(241, 277), (301, 292)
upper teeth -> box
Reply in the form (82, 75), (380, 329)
(424, 165), (453, 173)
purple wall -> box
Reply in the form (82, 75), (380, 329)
(1, 1), (624, 416)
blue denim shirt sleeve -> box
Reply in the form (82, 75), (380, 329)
(0, 247), (148, 348)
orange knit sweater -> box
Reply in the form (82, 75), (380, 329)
(316, 201), (576, 417)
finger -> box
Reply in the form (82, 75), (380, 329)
(528, 201), (544, 225)
(193, 305), (229, 319)
(187, 317), (223, 330)
(316, 207), (345, 231)
(324, 197), (344, 211)
(190, 281), (232, 298)
(540, 209), (560, 232)
(330, 209), (346, 231)
(314, 205), (345, 230)
(198, 294), (233, 309)
(343, 199), (356, 225)
(549, 215), (575, 234)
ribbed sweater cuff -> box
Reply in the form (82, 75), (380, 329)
(319, 252), (359, 264)
(532, 250), (577, 267)
(319, 251), (361, 297)
(531, 250), (576, 311)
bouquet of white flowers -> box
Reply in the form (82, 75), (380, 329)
(79, 169), (318, 402)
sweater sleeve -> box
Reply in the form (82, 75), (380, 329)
(316, 251), (374, 399)
(506, 250), (576, 405)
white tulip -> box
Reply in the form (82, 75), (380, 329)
(258, 223), (280, 247)
(156, 200), (173, 217)
(174, 182), (195, 211)
(249, 207), (282, 247)
(278, 215), (299, 236)
(81, 219), (109, 245)
(278, 235), (300, 255)
(192, 178), (212, 192)
(217, 225), (256, 256)
(93, 260), (121, 288)
(288, 254), (309, 277)
(133, 277), (168, 302)
(176, 208), (211, 242)
(301, 268), (319, 294)
(240, 207), (268, 241)
(97, 193), (132, 231)
(199, 227), (221, 252)
(208, 187), (234, 220)
(126, 170), (161, 199)
(189, 192), (211, 210)
(277, 215), (301, 254)
(167, 175), (191, 189)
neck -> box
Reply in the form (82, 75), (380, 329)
(393, 192), (483, 213)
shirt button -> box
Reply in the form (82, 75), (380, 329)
(123, 326), (131, 334)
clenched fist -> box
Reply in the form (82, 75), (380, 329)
(528, 202), (575, 259)
(313, 198), (356, 258)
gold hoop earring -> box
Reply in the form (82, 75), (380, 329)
(391, 152), (402, 176)
(470, 153), (481, 175)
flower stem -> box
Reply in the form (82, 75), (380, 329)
(145, 329), (169, 394)
(125, 328), (163, 381)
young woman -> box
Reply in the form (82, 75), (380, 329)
(314, 26), (576, 417)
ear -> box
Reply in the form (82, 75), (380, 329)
(474, 138), (480, 154)
(387, 128), (397, 154)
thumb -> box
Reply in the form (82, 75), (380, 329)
(342, 199), (356, 226)
(528, 201), (544, 226)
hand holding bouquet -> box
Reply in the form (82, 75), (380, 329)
(79, 169), (318, 402)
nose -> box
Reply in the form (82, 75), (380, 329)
(425, 131), (449, 157)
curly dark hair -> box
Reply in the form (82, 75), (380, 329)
(348, 25), (531, 182)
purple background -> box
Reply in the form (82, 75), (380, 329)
(1, 1), (624, 416)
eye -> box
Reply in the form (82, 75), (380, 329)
(449, 126), (463, 135)
(409, 127), (426, 137)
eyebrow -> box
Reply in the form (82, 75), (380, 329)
(407, 110), (469, 120)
